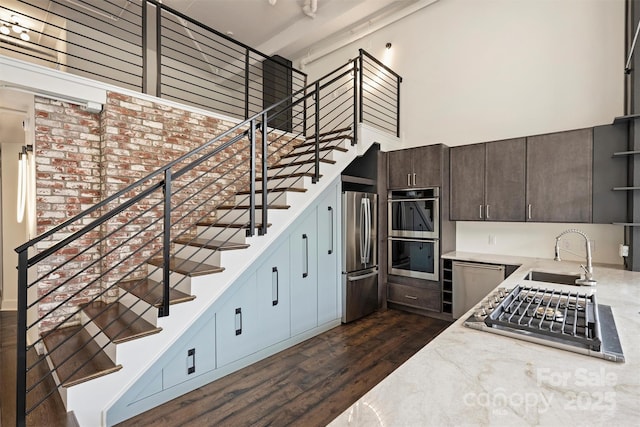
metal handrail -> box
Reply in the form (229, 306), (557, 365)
(358, 49), (402, 137)
(15, 49), (400, 425)
(5, 0), (307, 118)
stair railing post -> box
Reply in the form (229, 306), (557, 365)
(396, 74), (402, 138)
(244, 49), (250, 120)
(313, 81), (320, 184)
(247, 119), (256, 237)
(352, 58), (358, 146)
(161, 169), (171, 317)
(358, 49), (364, 128)
(260, 112), (268, 236)
(16, 249), (28, 427)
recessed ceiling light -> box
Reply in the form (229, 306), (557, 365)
(227, 30), (234, 37)
(0, 24), (10, 35)
(20, 31), (30, 41)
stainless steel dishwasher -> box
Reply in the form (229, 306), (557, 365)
(452, 261), (505, 319)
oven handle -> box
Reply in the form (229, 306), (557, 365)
(388, 198), (438, 203)
(389, 237), (438, 243)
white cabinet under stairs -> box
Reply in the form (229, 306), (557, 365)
(106, 177), (342, 425)
(39, 130), (367, 426)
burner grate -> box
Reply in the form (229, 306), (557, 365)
(484, 285), (602, 351)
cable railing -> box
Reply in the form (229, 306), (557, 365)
(358, 49), (403, 137)
(2, 0), (306, 120)
(15, 49), (401, 426)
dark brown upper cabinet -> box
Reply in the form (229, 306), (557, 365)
(450, 138), (526, 221)
(388, 145), (443, 189)
(526, 128), (593, 223)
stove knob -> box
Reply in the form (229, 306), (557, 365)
(474, 306), (488, 319)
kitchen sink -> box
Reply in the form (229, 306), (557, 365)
(524, 271), (582, 285)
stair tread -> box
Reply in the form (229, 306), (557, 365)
(269, 158), (335, 168)
(148, 257), (224, 276)
(173, 237), (250, 250)
(284, 146), (348, 157)
(42, 326), (122, 388)
(216, 204), (290, 210)
(297, 134), (354, 148)
(256, 172), (320, 181)
(236, 187), (307, 195)
(118, 279), (195, 307)
(82, 301), (162, 344)
(196, 220), (272, 228)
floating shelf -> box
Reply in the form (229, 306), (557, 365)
(341, 175), (376, 186)
(612, 150), (640, 157)
(612, 186), (640, 191)
(613, 113), (640, 124)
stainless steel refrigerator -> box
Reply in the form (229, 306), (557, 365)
(342, 191), (378, 323)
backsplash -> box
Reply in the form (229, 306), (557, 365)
(456, 222), (624, 265)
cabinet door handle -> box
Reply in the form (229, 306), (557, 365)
(272, 266), (279, 306)
(413, 173), (416, 186)
(528, 204), (532, 220)
(486, 204), (490, 219)
(302, 234), (309, 278)
(235, 308), (242, 336)
(187, 348), (195, 374)
(404, 295), (418, 300)
(479, 205), (483, 219)
(328, 206), (334, 255)
(407, 173), (411, 187)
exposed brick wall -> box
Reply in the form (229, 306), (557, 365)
(34, 97), (103, 331)
(32, 92), (300, 332)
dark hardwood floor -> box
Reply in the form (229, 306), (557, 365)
(119, 309), (450, 427)
(2, 309), (450, 427)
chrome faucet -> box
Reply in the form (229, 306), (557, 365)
(554, 229), (596, 286)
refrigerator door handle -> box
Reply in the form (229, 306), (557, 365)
(360, 198), (366, 265)
(364, 197), (371, 264)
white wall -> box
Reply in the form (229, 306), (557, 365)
(298, 0), (626, 265)
(1, 141), (29, 310)
(456, 222), (624, 265)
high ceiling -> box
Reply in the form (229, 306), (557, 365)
(161, 0), (425, 61)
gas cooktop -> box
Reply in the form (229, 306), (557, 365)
(464, 285), (625, 363)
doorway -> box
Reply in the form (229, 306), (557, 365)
(0, 90), (33, 311)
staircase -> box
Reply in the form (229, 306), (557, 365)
(22, 129), (357, 425)
(16, 47), (400, 426)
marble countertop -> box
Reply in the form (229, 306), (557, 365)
(329, 252), (640, 427)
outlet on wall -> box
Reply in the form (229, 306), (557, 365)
(589, 239), (596, 253)
(488, 235), (496, 245)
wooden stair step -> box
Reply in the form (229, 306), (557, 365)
(173, 237), (250, 250)
(307, 126), (353, 139)
(283, 146), (348, 158)
(256, 172), (320, 181)
(297, 134), (354, 148)
(215, 204), (290, 210)
(196, 219), (272, 228)
(148, 257), (224, 277)
(82, 301), (162, 344)
(269, 158), (335, 168)
(236, 187), (307, 195)
(42, 326), (122, 388)
(118, 279), (195, 307)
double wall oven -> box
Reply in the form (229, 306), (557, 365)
(388, 188), (440, 281)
